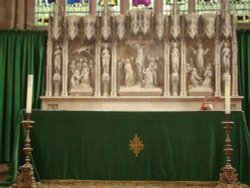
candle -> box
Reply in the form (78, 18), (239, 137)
(225, 74), (231, 114)
(26, 75), (34, 114)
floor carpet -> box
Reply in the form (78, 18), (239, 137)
(38, 180), (250, 188)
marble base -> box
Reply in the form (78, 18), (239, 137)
(188, 86), (213, 96)
(41, 96), (243, 111)
(69, 87), (93, 96)
(119, 86), (163, 96)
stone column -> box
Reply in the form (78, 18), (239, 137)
(95, 40), (102, 96)
(46, 24), (53, 97)
(154, 0), (163, 14)
(180, 39), (187, 96)
(62, 31), (68, 96)
(164, 39), (171, 96)
(220, 0), (225, 11)
(215, 16), (221, 96)
(180, 16), (186, 96)
(111, 39), (117, 96)
(121, 0), (130, 14)
(188, 0), (195, 14)
(90, 0), (96, 15)
(231, 14), (238, 96)
(27, 0), (34, 28)
(15, 0), (27, 29)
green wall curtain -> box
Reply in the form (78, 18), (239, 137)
(0, 30), (46, 163)
(238, 30), (250, 130)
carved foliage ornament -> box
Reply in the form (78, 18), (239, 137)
(52, 4), (63, 40)
(83, 16), (96, 40)
(221, 0), (232, 38)
(67, 16), (81, 40)
(202, 14), (216, 39)
(155, 14), (165, 39)
(101, 3), (112, 40)
(186, 14), (199, 39)
(129, 9), (152, 35)
(116, 15), (126, 40)
(170, 0), (180, 39)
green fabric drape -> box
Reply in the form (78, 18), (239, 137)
(15, 111), (250, 185)
(0, 30), (46, 163)
(237, 30), (250, 130)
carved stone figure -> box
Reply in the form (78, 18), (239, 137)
(222, 41), (231, 73)
(81, 62), (91, 88)
(202, 64), (213, 87)
(202, 14), (216, 39)
(53, 45), (62, 96)
(143, 67), (154, 88)
(189, 68), (202, 88)
(171, 41), (180, 72)
(102, 44), (110, 74)
(67, 16), (81, 40)
(171, 68), (179, 96)
(192, 43), (209, 74)
(70, 61), (83, 88)
(155, 14), (165, 39)
(148, 56), (158, 86)
(124, 59), (135, 87)
(84, 16), (96, 40)
(130, 43), (147, 86)
(186, 14), (199, 39)
(102, 43), (110, 96)
(116, 15), (126, 40)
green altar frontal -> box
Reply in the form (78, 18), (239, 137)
(15, 111), (250, 184)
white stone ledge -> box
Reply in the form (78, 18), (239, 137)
(41, 96), (243, 111)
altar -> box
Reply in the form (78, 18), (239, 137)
(17, 111), (250, 184)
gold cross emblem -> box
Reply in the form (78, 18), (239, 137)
(129, 134), (144, 157)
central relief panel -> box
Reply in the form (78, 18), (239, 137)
(117, 36), (164, 96)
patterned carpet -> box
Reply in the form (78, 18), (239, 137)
(38, 180), (250, 188)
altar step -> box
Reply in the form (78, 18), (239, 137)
(40, 180), (250, 188)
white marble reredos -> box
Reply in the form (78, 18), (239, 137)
(43, 1), (240, 111)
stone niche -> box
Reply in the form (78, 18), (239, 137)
(41, 1), (243, 111)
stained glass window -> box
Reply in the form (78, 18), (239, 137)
(66, 0), (90, 16)
(130, 0), (154, 10)
(196, 0), (220, 14)
(195, 0), (250, 23)
(230, 0), (250, 23)
(96, 0), (120, 15)
(35, 0), (55, 26)
(164, 0), (188, 15)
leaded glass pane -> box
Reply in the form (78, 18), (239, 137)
(195, 0), (250, 23)
(230, 0), (250, 23)
(66, 0), (89, 16)
(164, 0), (188, 15)
(196, 0), (220, 14)
(96, 0), (120, 15)
(35, 0), (55, 26)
